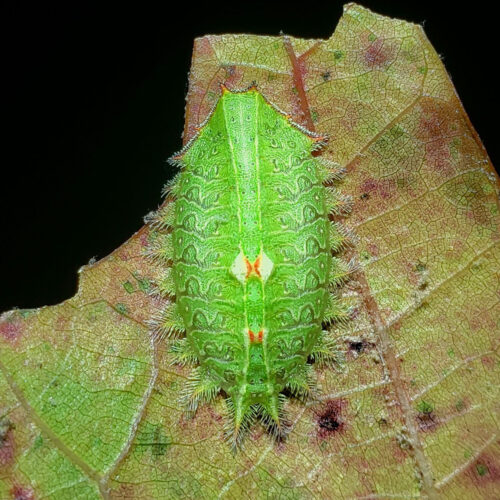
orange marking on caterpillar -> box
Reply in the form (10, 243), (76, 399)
(244, 257), (253, 278)
(244, 256), (262, 279)
(248, 329), (264, 343)
(253, 256), (261, 277)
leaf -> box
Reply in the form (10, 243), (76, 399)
(1, 4), (499, 499)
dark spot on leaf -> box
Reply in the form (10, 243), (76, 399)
(315, 399), (347, 439)
(0, 418), (15, 466)
(418, 281), (428, 291)
(416, 413), (437, 432)
(416, 298), (430, 310)
(360, 250), (371, 261)
(321, 71), (331, 81)
(350, 341), (364, 353)
(412, 261), (429, 290)
(416, 400), (438, 432)
(360, 192), (370, 200)
(346, 337), (375, 358)
(377, 417), (388, 427)
(319, 414), (340, 431)
(0, 418), (14, 441)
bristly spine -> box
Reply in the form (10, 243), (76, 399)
(145, 84), (354, 450)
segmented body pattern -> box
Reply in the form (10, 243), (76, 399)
(147, 86), (352, 448)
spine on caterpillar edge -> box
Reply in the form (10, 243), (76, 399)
(144, 84), (356, 450)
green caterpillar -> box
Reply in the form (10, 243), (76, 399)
(147, 85), (352, 448)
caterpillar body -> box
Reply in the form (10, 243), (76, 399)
(147, 85), (351, 448)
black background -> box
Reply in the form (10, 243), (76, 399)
(2, 2), (498, 311)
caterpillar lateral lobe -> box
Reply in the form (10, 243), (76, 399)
(146, 85), (351, 449)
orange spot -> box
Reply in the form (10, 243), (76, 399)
(253, 256), (261, 277)
(244, 255), (263, 279)
(248, 329), (264, 343)
(244, 257), (253, 278)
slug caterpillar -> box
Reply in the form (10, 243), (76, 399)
(146, 85), (353, 449)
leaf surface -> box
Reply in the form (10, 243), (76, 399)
(1, 4), (499, 499)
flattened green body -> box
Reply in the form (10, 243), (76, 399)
(172, 88), (331, 428)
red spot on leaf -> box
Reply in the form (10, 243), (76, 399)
(364, 38), (393, 69)
(195, 37), (214, 58)
(119, 249), (131, 261)
(340, 102), (360, 132)
(10, 485), (35, 500)
(392, 319), (402, 332)
(361, 178), (377, 193)
(425, 139), (453, 176)
(206, 406), (223, 423)
(221, 64), (242, 89)
(469, 307), (497, 333)
(416, 406), (439, 433)
(465, 451), (500, 485)
(366, 243), (379, 257)
(0, 319), (23, 344)
(416, 414), (438, 433)
(361, 178), (396, 200)
(418, 99), (454, 140)
(481, 356), (494, 368)
(347, 157), (362, 175)
(391, 439), (410, 464)
(112, 484), (136, 498)
(417, 99), (458, 176)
